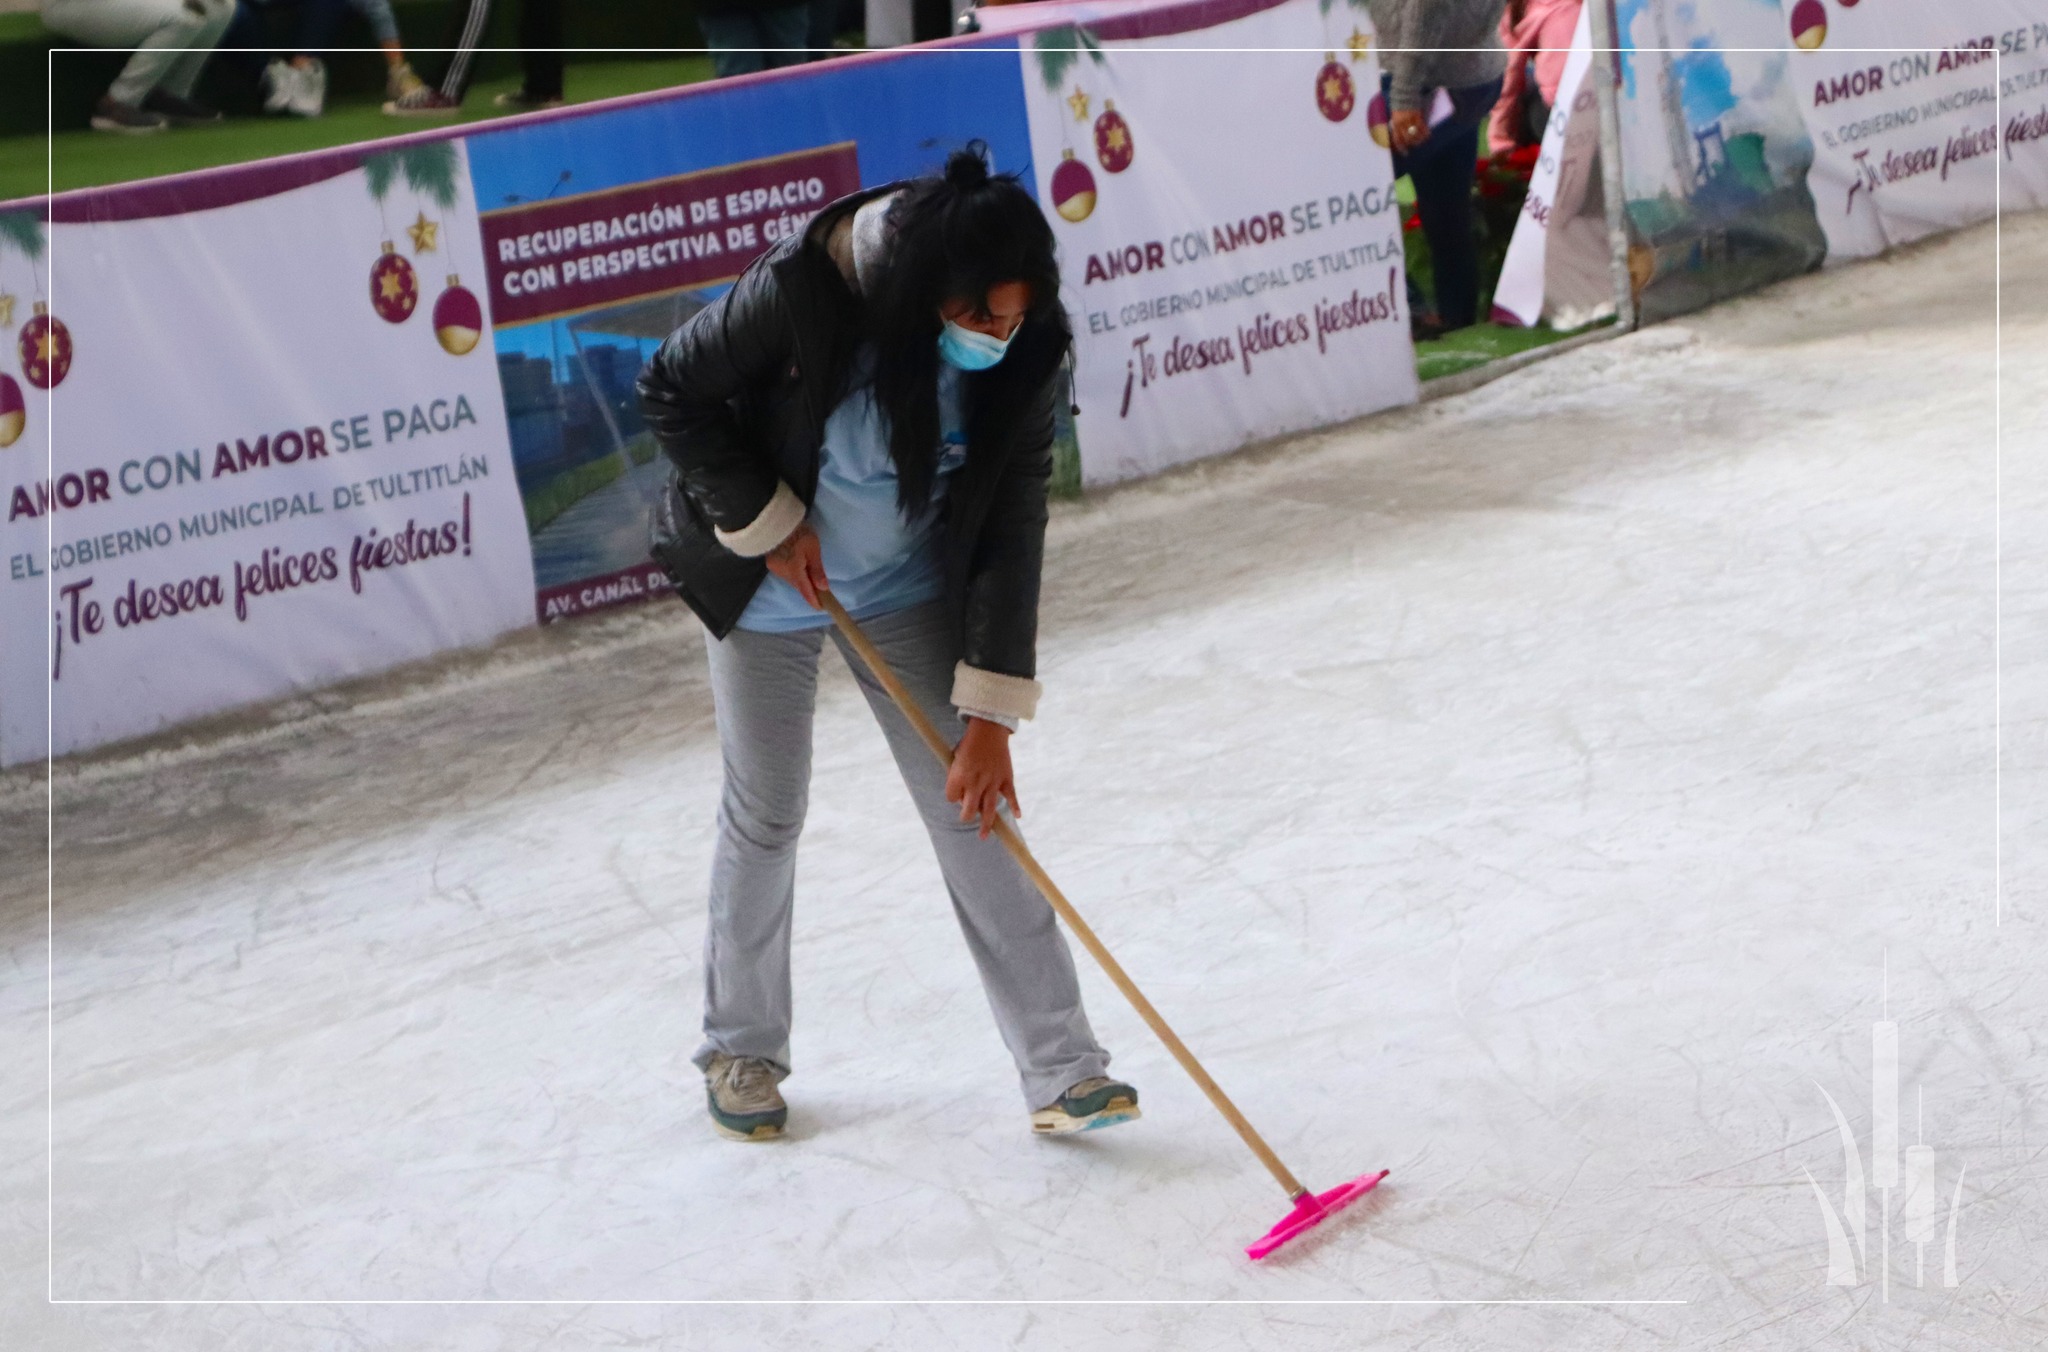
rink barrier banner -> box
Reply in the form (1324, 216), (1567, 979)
(0, 145), (537, 767)
(1776, 0), (2048, 259)
(6, 0), (2039, 765)
(1017, 0), (1419, 485)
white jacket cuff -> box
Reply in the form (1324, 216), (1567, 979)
(713, 479), (806, 557)
(957, 707), (1020, 733)
(951, 662), (1042, 723)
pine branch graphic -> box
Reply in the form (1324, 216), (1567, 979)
(364, 150), (401, 203)
(1033, 26), (1104, 92)
(401, 142), (462, 211)
(0, 211), (43, 261)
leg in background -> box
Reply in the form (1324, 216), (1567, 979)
(830, 603), (1110, 1111)
(433, 0), (492, 100)
(151, 0), (234, 99)
(45, 0), (233, 108)
(1400, 77), (1505, 331)
(289, 0), (350, 52)
(806, 0), (839, 57)
(693, 624), (827, 1078)
(699, 12), (768, 79)
(518, 0), (564, 100)
(755, 2), (814, 69)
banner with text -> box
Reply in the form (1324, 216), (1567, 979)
(0, 142), (535, 766)
(1019, 2), (1418, 485)
(1779, 0), (2048, 259)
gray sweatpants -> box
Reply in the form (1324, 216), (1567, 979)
(693, 600), (1110, 1110)
(43, 0), (235, 107)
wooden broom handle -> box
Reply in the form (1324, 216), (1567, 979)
(819, 592), (1306, 1200)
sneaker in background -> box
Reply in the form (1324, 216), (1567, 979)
(285, 58), (326, 117)
(140, 89), (223, 126)
(261, 58), (296, 114)
(89, 96), (167, 134)
(386, 62), (426, 102)
(382, 86), (461, 118)
(492, 88), (565, 112)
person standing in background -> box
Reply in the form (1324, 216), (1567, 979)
(1369, 0), (1507, 335)
(1489, 0), (1582, 155)
(43, 0), (233, 132)
(382, 0), (562, 115)
(696, 0), (813, 79)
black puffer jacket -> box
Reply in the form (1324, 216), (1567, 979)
(638, 184), (1067, 712)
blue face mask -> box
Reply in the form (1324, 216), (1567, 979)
(938, 319), (1015, 371)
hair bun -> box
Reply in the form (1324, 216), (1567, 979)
(944, 144), (992, 191)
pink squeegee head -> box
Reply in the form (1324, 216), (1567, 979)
(1245, 1169), (1390, 1260)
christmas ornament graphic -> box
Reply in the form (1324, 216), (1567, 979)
(433, 275), (483, 355)
(1034, 29), (1112, 226)
(0, 211), (45, 446)
(1367, 91), (1392, 148)
(364, 142), (470, 339)
(1094, 99), (1134, 173)
(1790, 0), (1827, 49)
(1316, 55), (1356, 122)
(369, 242), (420, 323)
(407, 211), (440, 253)
(1051, 150), (1099, 223)
(0, 288), (17, 447)
(21, 302), (71, 390)
(0, 372), (22, 448)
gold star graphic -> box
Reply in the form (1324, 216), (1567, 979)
(0, 293), (13, 327)
(1324, 75), (1347, 104)
(35, 333), (54, 363)
(1348, 27), (1372, 59)
(407, 212), (440, 253)
(380, 271), (407, 301)
(1106, 125), (1127, 152)
(1067, 87), (1090, 123)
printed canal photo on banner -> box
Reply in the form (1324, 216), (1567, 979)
(457, 47), (1042, 622)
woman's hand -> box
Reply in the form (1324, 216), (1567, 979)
(766, 522), (828, 608)
(1390, 108), (1429, 152)
(948, 718), (1020, 840)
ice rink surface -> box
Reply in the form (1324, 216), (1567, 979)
(4, 214), (2044, 1350)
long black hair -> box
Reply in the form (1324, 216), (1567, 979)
(864, 143), (1067, 514)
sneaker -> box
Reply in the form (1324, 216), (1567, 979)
(285, 58), (326, 118)
(1030, 1076), (1141, 1135)
(261, 58), (295, 114)
(386, 62), (425, 102)
(704, 1053), (787, 1141)
(493, 88), (564, 112)
(89, 96), (167, 134)
(139, 89), (221, 126)
(383, 85), (461, 117)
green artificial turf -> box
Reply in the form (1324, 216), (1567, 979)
(0, 54), (719, 200)
(1414, 320), (1593, 383)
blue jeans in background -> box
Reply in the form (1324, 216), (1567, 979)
(1389, 75), (1505, 331)
(698, 5), (812, 79)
